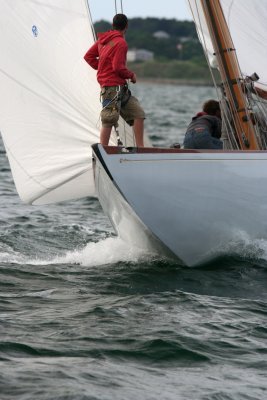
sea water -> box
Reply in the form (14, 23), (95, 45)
(0, 83), (266, 400)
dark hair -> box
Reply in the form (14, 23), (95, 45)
(203, 99), (220, 115)
(113, 14), (128, 31)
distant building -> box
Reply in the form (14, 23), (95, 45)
(180, 36), (191, 43)
(127, 49), (154, 62)
(153, 31), (170, 39)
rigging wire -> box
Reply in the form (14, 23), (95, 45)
(247, 89), (267, 149)
(112, 0), (135, 147)
(190, 0), (257, 149)
(209, 1), (242, 147)
(213, 3), (249, 134)
(189, 1), (221, 99)
(114, 0), (124, 14)
(212, 1), (267, 149)
(191, 0), (267, 150)
(85, 0), (96, 41)
(189, 1), (236, 149)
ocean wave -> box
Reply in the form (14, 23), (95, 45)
(0, 237), (158, 267)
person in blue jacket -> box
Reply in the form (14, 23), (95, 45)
(183, 99), (223, 149)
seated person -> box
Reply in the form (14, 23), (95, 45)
(183, 99), (223, 149)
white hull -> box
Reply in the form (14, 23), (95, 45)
(92, 144), (267, 266)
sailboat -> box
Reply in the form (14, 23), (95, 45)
(1, 1), (267, 266)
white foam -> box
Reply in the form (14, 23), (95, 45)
(0, 244), (28, 264)
(213, 229), (267, 260)
(0, 237), (155, 267)
(2, 229), (267, 267)
(52, 237), (155, 267)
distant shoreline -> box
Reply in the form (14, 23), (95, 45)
(138, 77), (214, 86)
(128, 60), (215, 87)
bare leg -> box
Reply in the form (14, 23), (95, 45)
(133, 118), (144, 147)
(100, 126), (112, 146)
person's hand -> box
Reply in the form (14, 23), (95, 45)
(130, 73), (137, 84)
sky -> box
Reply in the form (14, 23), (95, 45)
(89, 0), (193, 22)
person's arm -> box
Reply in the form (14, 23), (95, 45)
(84, 42), (99, 70)
(112, 42), (135, 82)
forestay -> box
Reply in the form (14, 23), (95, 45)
(188, 0), (267, 85)
(0, 0), (134, 205)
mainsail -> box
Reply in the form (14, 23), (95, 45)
(188, 0), (267, 85)
(0, 0), (135, 205)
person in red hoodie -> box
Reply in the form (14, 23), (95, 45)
(183, 99), (223, 149)
(84, 14), (145, 147)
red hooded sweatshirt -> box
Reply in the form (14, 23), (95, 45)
(84, 30), (134, 87)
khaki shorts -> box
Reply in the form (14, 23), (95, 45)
(100, 86), (145, 128)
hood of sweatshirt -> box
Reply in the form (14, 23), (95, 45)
(97, 30), (123, 45)
(193, 111), (208, 120)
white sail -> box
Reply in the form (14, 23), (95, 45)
(188, 0), (267, 85)
(0, 0), (136, 205)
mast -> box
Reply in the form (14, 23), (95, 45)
(200, 0), (259, 150)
